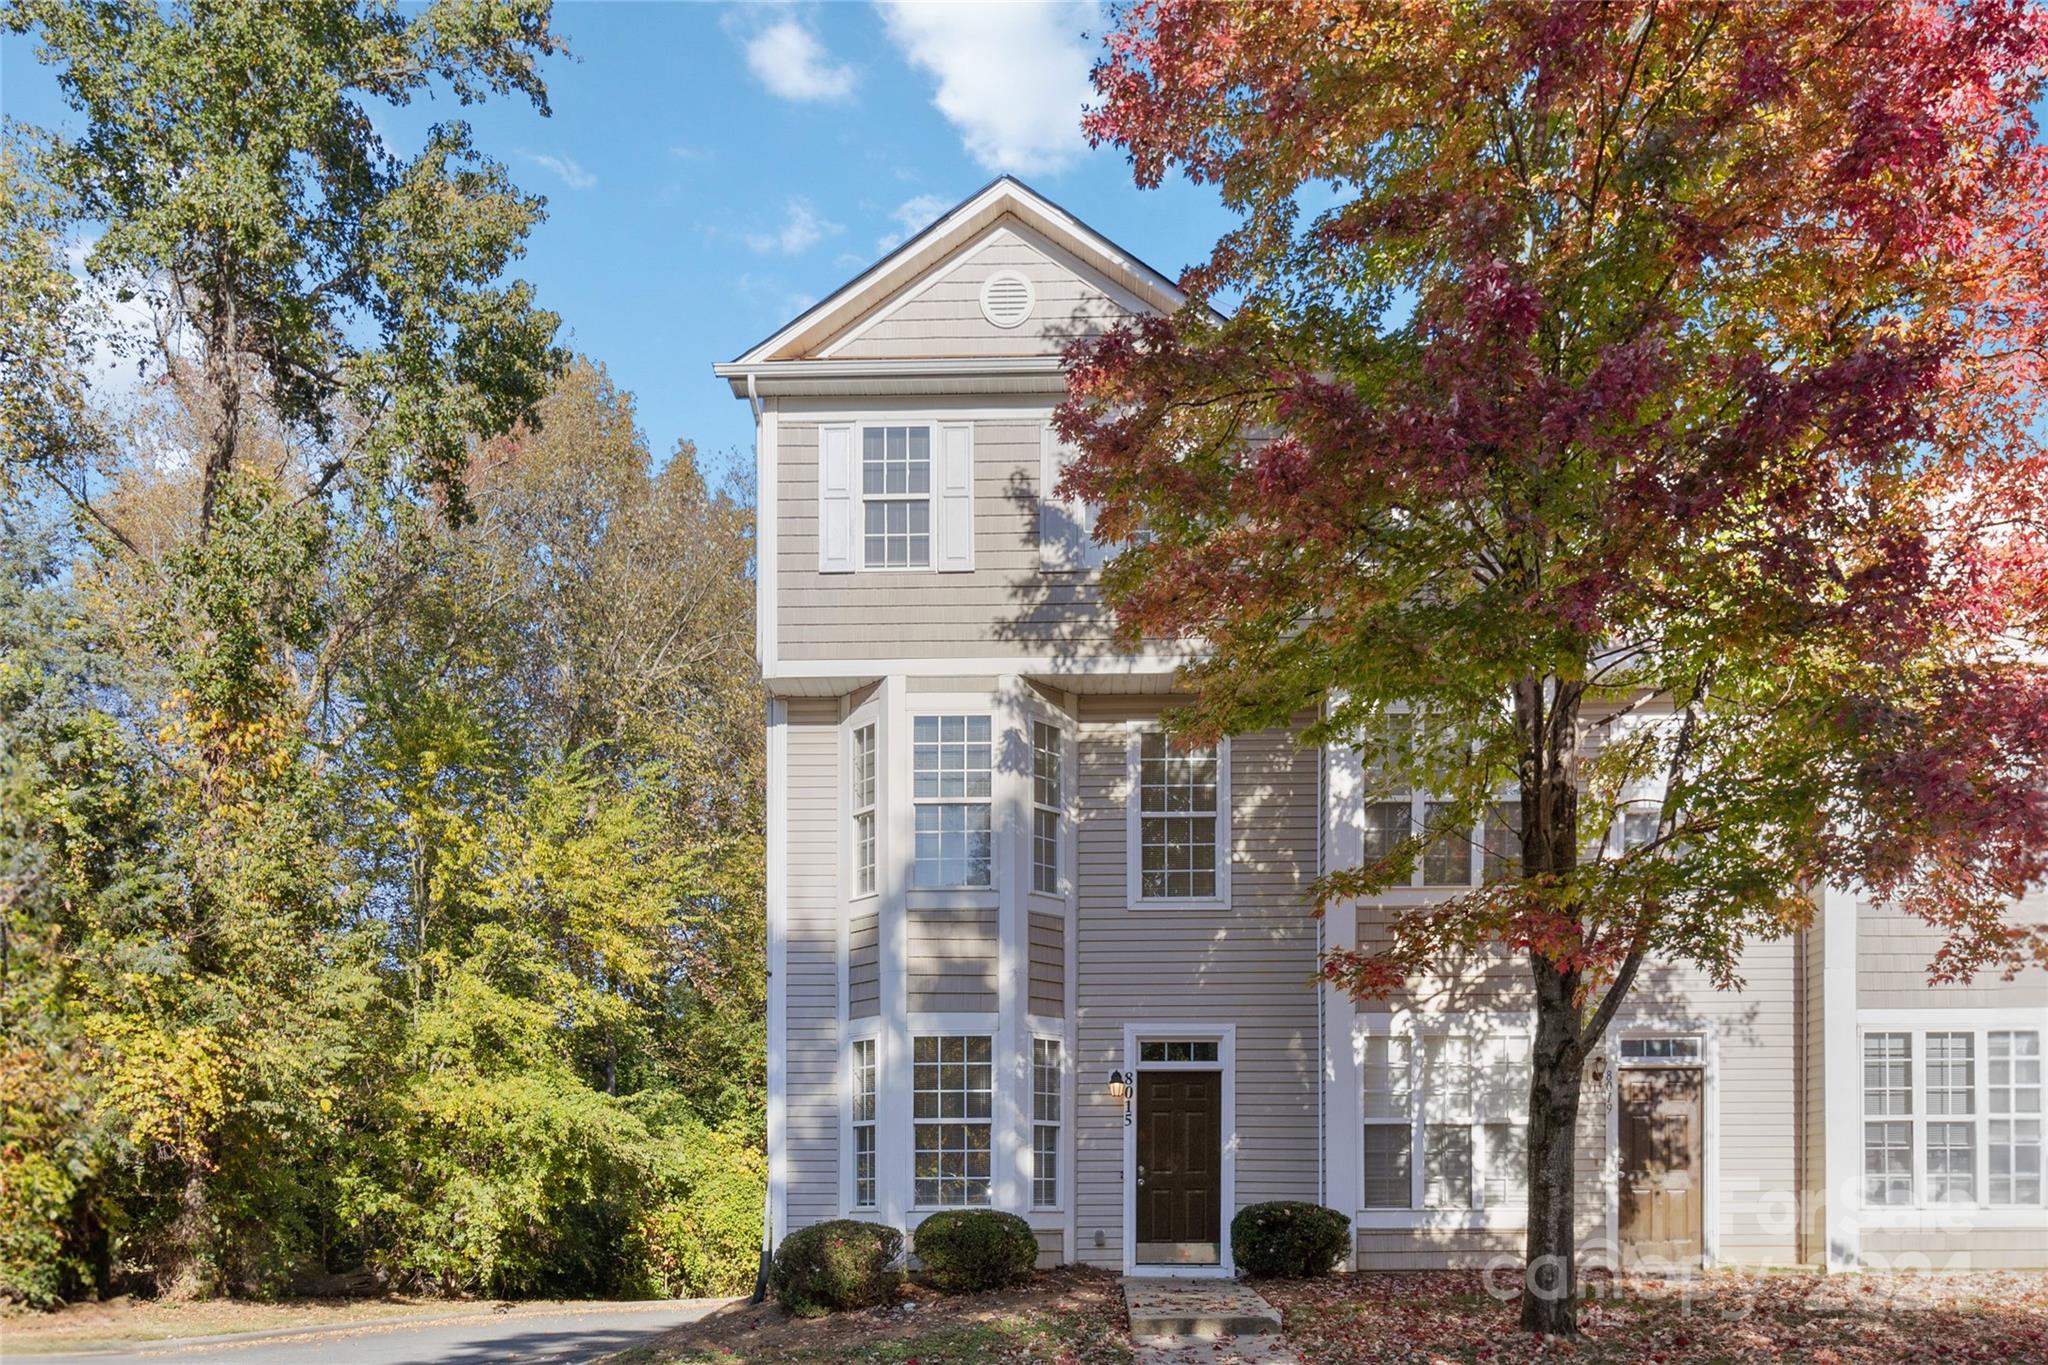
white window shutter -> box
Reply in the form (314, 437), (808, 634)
(935, 422), (975, 573)
(1038, 425), (1103, 572)
(817, 424), (856, 573)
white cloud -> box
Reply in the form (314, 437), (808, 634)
(875, 1), (1100, 175)
(745, 198), (843, 256)
(520, 151), (596, 190)
(875, 193), (953, 252)
(745, 17), (857, 102)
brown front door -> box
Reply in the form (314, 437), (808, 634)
(1619, 1067), (1704, 1268)
(1135, 1070), (1222, 1264)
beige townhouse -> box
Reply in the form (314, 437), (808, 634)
(716, 176), (2047, 1279)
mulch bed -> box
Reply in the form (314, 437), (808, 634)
(1261, 1269), (2048, 1364)
(631, 1265), (1131, 1362)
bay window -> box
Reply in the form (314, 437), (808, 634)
(912, 715), (992, 888)
(1032, 721), (1062, 895)
(913, 1034), (993, 1206)
(1032, 1037), (1062, 1208)
(851, 1037), (877, 1208)
(851, 722), (877, 897)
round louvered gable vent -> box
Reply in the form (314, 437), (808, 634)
(979, 270), (1035, 329)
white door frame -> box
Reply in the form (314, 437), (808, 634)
(1122, 1022), (1238, 1277)
(1605, 1023), (1721, 1270)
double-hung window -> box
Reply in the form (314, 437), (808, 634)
(850, 723), (877, 897)
(1863, 1032), (1914, 1206)
(1362, 1023), (1530, 1213)
(1032, 1037), (1062, 1208)
(863, 425), (931, 568)
(1989, 1030), (2044, 1206)
(912, 715), (992, 888)
(1860, 1026), (2042, 1210)
(1134, 730), (1225, 902)
(850, 1038), (877, 1208)
(913, 1034), (992, 1206)
(1925, 1032), (1975, 1203)
(1032, 721), (1062, 895)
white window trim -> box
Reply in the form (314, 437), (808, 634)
(1122, 1022), (1237, 1277)
(1031, 1033), (1065, 1211)
(910, 709), (996, 892)
(1352, 1012), (1536, 1229)
(908, 1022), (1000, 1213)
(856, 421), (935, 572)
(1125, 723), (1232, 910)
(844, 704), (881, 904)
(1030, 716), (1066, 898)
(840, 1019), (883, 1215)
(822, 417), (974, 575)
(1854, 1014), (2046, 1218)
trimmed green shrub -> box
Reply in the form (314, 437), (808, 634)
(1230, 1201), (1351, 1279)
(912, 1209), (1038, 1293)
(769, 1219), (902, 1316)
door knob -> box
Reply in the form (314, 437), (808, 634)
(1137, 1164), (1146, 1188)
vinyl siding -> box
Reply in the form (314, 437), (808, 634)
(849, 911), (879, 1020)
(1356, 1227), (1523, 1271)
(1029, 910), (1065, 1017)
(1073, 700), (1322, 1270)
(906, 906), (998, 1013)
(1343, 928), (1801, 1266)
(776, 419), (1114, 660)
(825, 221), (1133, 361)
(1860, 1226), (2048, 1270)
(786, 699), (842, 1228)
(1856, 890), (2048, 1010)
(1620, 944), (1802, 1265)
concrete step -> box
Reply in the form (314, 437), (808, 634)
(1133, 1332), (1302, 1364)
(1121, 1277), (1284, 1339)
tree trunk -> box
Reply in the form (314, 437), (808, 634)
(1514, 670), (1589, 1334)
(1520, 971), (1585, 1334)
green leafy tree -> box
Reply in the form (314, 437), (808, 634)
(1073, 0), (2048, 1333)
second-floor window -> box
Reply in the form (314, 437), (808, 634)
(1134, 730), (1224, 903)
(913, 715), (992, 888)
(1032, 721), (1062, 894)
(851, 722), (877, 897)
(863, 425), (931, 568)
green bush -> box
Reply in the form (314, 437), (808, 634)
(638, 1120), (765, 1297)
(1230, 1201), (1350, 1279)
(769, 1219), (902, 1316)
(911, 1210), (1038, 1293)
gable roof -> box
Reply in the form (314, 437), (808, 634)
(715, 176), (1208, 390)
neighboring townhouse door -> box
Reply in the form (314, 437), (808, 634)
(1618, 1067), (1705, 1267)
(1135, 1070), (1222, 1264)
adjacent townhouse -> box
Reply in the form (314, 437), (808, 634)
(715, 177), (2047, 1279)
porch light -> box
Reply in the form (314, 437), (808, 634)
(1107, 1070), (1130, 1102)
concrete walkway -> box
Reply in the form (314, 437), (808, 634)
(1121, 1278), (1300, 1365)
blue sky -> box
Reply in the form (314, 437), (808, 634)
(1, 2), (1237, 490)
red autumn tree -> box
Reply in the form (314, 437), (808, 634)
(1063, 0), (2048, 1334)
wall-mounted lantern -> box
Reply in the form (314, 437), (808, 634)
(1106, 1069), (1130, 1102)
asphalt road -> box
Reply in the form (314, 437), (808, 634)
(3, 1300), (731, 1365)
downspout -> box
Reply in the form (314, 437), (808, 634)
(1316, 711), (1327, 1212)
(748, 365), (771, 1306)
